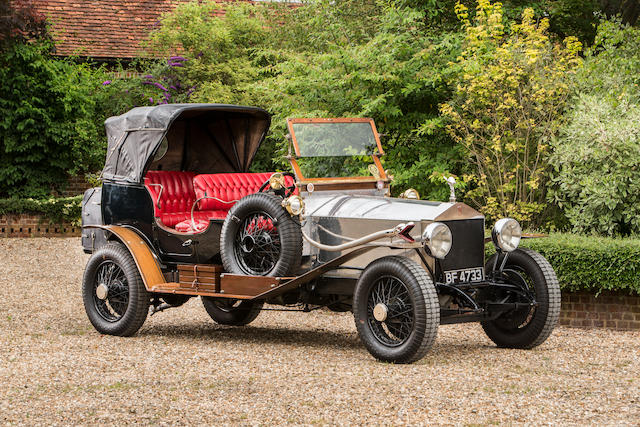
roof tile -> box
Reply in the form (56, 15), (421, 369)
(32, 0), (227, 59)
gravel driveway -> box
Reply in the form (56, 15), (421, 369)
(1, 238), (638, 425)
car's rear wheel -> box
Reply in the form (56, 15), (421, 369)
(202, 297), (263, 326)
(482, 248), (560, 349)
(220, 193), (302, 277)
(353, 256), (439, 364)
(82, 242), (149, 336)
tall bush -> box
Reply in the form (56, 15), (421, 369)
(0, 40), (109, 197)
(0, 1), (114, 197)
(147, 1), (465, 199)
(548, 20), (640, 236)
(440, 0), (582, 226)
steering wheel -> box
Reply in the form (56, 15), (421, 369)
(259, 172), (297, 198)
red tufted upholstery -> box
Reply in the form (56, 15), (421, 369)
(193, 173), (272, 211)
(145, 171), (294, 233)
(193, 173), (295, 211)
(144, 171), (196, 227)
(175, 219), (209, 233)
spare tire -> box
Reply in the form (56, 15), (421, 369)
(220, 193), (302, 277)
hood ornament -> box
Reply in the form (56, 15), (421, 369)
(446, 176), (456, 203)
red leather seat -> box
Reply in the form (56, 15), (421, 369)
(174, 219), (209, 233)
(144, 171), (196, 227)
(145, 171), (294, 233)
(193, 173), (295, 212)
(193, 173), (275, 211)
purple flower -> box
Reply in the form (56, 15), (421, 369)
(102, 80), (111, 85)
(169, 56), (186, 61)
(149, 97), (154, 103)
(170, 85), (177, 90)
(196, 51), (204, 58)
(152, 82), (169, 92)
(143, 74), (153, 79)
(168, 62), (184, 67)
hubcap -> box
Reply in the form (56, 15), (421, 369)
(241, 235), (255, 253)
(373, 303), (388, 322)
(96, 283), (108, 300)
(367, 276), (414, 347)
(93, 260), (130, 323)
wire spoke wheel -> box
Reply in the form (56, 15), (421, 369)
(482, 248), (561, 349)
(353, 256), (439, 364)
(221, 193), (302, 278)
(234, 211), (281, 275)
(82, 242), (149, 336)
(367, 276), (414, 347)
(497, 266), (537, 329)
(93, 260), (130, 322)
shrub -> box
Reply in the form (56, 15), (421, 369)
(0, 38), (110, 198)
(147, 1), (465, 200)
(486, 234), (640, 295)
(0, 196), (82, 224)
(440, 1), (582, 226)
(548, 20), (640, 236)
(548, 97), (640, 236)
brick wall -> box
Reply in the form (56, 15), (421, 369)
(58, 176), (93, 197)
(0, 213), (80, 237)
(560, 291), (640, 330)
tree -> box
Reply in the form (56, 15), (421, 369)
(440, 0), (582, 225)
(0, 0), (109, 197)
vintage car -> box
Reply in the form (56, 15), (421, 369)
(81, 103), (560, 363)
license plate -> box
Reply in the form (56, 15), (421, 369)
(444, 267), (484, 284)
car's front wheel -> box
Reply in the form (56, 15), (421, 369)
(82, 242), (150, 336)
(482, 248), (560, 349)
(353, 256), (439, 364)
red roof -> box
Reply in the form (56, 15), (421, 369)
(35, 0), (216, 59)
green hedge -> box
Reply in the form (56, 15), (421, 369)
(0, 196), (82, 225)
(486, 233), (640, 295)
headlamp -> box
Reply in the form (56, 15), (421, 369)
(282, 195), (305, 216)
(269, 172), (285, 190)
(399, 188), (420, 200)
(492, 218), (522, 252)
(422, 222), (452, 259)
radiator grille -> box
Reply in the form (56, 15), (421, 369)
(437, 218), (485, 274)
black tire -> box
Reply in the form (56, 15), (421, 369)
(220, 193), (302, 277)
(353, 256), (439, 364)
(161, 294), (191, 307)
(482, 248), (561, 349)
(82, 242), (150, 336)
(202, 297), (263, 326)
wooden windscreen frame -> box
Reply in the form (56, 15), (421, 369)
(286, 117), (387, 183)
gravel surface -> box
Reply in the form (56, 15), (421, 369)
(1, 238), (639, 425)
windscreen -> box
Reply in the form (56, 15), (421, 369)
(291, 122), (379, 157)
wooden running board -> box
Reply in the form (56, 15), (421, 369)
(149, 264), (290, 299)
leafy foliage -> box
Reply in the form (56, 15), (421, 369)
(486, 234), (640, 295)
(441, 1), (582, 226)
(0, 195), (82, 224)
(0, 40), (111, 197)
(0, 0), (48, 46)
(549, 97), (640, 236)
(146, 1), (465, 199)
(548, 20), (640, 236)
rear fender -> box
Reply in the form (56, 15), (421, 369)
(85, 225), (166, 291)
